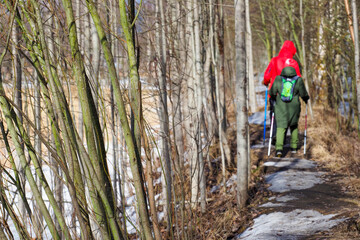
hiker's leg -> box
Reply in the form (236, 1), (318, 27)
(276, 127), (286, 151)
(290, 124), (299, 149)
(270, 99), (277, 139)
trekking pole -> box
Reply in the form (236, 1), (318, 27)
(268, 110), (275, 156)
(263, 87), (268, 145)
(304, 104), (308, 155)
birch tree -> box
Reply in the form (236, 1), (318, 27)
(190, 0), (207, 212)
(300, 0), (314, 119)
(171, 0), (185, 179)
(246, 0), (256, 113)
(184, 0), (199, 208)
(235, 0), (249, 208)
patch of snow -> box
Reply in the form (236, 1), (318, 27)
(260, 195), (298, 208)
(155, 193), (161, 201)
(266, 170), (324, 193)
(263, 159), (316, 169)
(125, 205), (138, 234)
(211, 157), (220, 163)
(343, 92), (352, 99)
(158, 212), (165, 221)
(248, 111), (271, 125)
(276, 195), (298, 202)
(226, 174), (237, 187)
(255, 84), (266, 94)
(250, 144), (267, 149)
(236, 209), (344, 240)
(259, 202), (285, 208)
(210, 185), (220, 193)
(126, 195), (136, 206)
(154, 177), (162, 185)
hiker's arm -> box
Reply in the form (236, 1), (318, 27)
(263, 60), (274, 86)
(269, 76), (279, 99)
(299, 78), (309, 103)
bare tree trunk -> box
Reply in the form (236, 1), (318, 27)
(53, 15), (66, 240)
(117, 1), (154, 238)
(173, 1), (187, 237)
(107, 0), (118, 205)
(155, 0), (172, 233)
(235, 0), (249, 208)
(345, 0), (355, 43)
(351, 0), (360, 130)
(245, 0), (256, 113)
(119, 130), (127, 235)
(193, 0), (206, 212)
(34, 10), (54, 236)
(300, 0), (314, 119)
(216, 0), (227, 132)
(172, 0), (185, 177)
(184, 0), (198, 209)
(33, 70), (44, 237)
(204, 47), (216, 142)
(76, 0), (82, 52)
(317, 10), (326, 88)
(79, 0), (92, 142)
(12, 18), (27, 227)
(202, 4), (216, 143)
(74, 0), (83, 147)
(209, 0), (226, 190)
(91, 0), (100, 110)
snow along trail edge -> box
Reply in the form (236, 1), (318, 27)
(234, 156), (358, 240)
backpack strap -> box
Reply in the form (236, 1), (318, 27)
(292, 76), (299, 81)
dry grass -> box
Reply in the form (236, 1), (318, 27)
(307, 106), (360, 177)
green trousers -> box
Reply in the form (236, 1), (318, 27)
(275, 125), (298, 151)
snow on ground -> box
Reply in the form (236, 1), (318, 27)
(210, 174), (238, 193)
(276, 195), (298, 202)
(266, 169), (324, 193)
(259, 193), (298, 208)
(259, 202), (285, 208)
(248, 111), (271, 125)
(263, 158), (316, 169)
(264, 154), (325, 194)
(236, 209), (344, 240)
(236, 137), (347, 239)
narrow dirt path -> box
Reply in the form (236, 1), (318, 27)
(234, 153), (360, 239)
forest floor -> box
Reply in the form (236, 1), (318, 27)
(196, 106), (360, 239)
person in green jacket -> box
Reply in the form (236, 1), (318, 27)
(269, 66), (309, 157)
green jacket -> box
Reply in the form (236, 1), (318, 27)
(269, 66), (309, 128)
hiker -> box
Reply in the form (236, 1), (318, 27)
(269, 66), (309, 157)
(263, 40), (302, 87)
(263, 40), (302, 139)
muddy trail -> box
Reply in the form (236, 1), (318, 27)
(232, 114), (360, 239)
